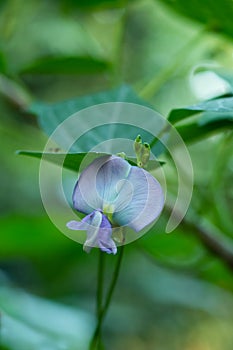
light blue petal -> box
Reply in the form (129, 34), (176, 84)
(95, 156), (131, 205)
(67, 210), (116, 254)
(66, 212), (94, 230)
(83, 210), (103, 252)
(83, 211), (116, 254)
(73, 156), (131, 214)
(66, 220), (87, 230)
(113, 167), (164, 231)
(98, 230), (117, 255)
(98, 214), (117, 254)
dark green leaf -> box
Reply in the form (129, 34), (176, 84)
(168, 97), (233, 123)
(0, 215), (71, 259)
(176, 116), (233, 142)
(20, 56), (111, 75)
(59, 0), (133, 10)
(157, 0), (233, 39)
(0, 51), (7, 74)
(16, 150), (165, 172)
(161, 97), (233, 142)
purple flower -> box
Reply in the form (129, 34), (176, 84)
(67, 155), (164, 254)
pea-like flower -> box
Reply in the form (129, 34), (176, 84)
(66, 155), (164, 254)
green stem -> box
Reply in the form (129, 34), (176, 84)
(97, 250), (105, 318)
(89, 246), (125, 350)
(138, 28), (206, 100)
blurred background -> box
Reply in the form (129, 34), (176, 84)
(0, 0), (233, 349)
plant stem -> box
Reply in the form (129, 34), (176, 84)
(89, 246), (125, 350)
(97, 250), (105, 319)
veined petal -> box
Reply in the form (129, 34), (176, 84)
(72, 157), (109, 214)
(96, 156), (131, 205)
(73, 156), (131, 214)
(113, 166), (164, 231)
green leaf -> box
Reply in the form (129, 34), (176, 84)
(20, 56), (111, 75)
(0, 215), (72, 259)
(176, 116), (233, 142)
(29, 85), (150, 133)
(59, 0), (133, 10)
(166, 97), (233, 142)
(16, 151), (107, 172)
(0, 285), (92, 350)
(0, 51), (6, 74)
(168, 97), (233, 123)
(157, 0), (233, 39)
(17, 150), (165, 172)
(28, 85), (165, 155)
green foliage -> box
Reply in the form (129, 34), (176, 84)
(168, 97), (233, 141)
(0, 285), (92, 350)
(169, 97), (233, 123)
(20, 56), (112, 75)
(16, 150), (164, 172)
(58, 0), (134, 10)
(29, 85), (150, 135)
(157, 0), (233, 38)
(1, 0), (233, 349)
(28, 85), (166, 154)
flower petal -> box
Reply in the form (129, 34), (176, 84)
(98, 214), (117, 254)
(72, 156), (131, 214)
(66, 211), (94, 230)
(113, 166), (164, 231)
(72, 157), (109, 214)
(66, 220), (87, 230)
(67, 209), (117, 254)
(84, 211), (117, 254)
(95, 156), (131, 205)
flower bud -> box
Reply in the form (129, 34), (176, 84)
(141, 142), (150, 168)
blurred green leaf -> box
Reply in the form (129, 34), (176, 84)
(157, 0), (233, 38)
(139, 216), (205, 268)
(0, 51), (7, 74)
(59, 0), (133, 10)
(17, 150), (165, 172)
(20, 56), (111, 75)
(0, 215), (72, 259)
(0, 74), (32, 108)
(0, 285), (92, 350)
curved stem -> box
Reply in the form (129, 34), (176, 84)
(89, 246), (125, 350)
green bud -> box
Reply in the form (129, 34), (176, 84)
(134, 135), (143, 155)
(141, 142), (150, 168)
(134, 135), (151, 168)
